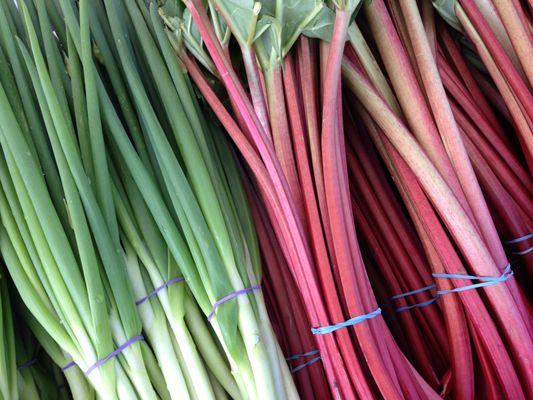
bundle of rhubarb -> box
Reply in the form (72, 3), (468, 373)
(158, 0), (532, 398)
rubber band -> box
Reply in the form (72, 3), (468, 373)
(511, 246), (532, 256)
(207, 284), (261, 321)
(504, 233), (532, 244)
(61, 361), (76, 371)
(285, 350), (319, 361)
(390, 284), (438, 313)
(311, 307), (381, 335)
(390, 284), (436, 300)
(433, 264), (513, 296)
(290, 356), (321, 374)
(17, 358), (37, 370)
(85, 335), (144, 376)
(135, 276), (184, 305)
(396, 297), (439, 313)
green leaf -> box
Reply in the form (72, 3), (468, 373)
(208, 0), (261, 45)
(302, 3), (335, 41)
(253, 0), (339, 66)
(253, 15), (283, 68)
(432, 0), (461, 31)
(207, 2), (231, 45)
(179, 9), (217, 74)
(159, 0), (184, 19)
(280, 0), (325, 52)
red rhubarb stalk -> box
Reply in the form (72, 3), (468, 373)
(457, 1), (533, 120)
(490, 0), (533, 85)
(343, 62), (532, 395)
(456, 4), (533, 194)
(240, 45), (271, 136)
(283, 49), (373, 397)
(400, 0), (507, 271)
(363, 0), (477, 226)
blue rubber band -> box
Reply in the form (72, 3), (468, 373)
(311, 307), (381, 335)
(395, 297), (438, 312)
(390, 284), (438, 312)
(511, 246), (532, 256)
(61, 361), (76, 371)
(290, 356), (321, 373)
(390, 284), (436, 300)
(285, 350), (319, 361)
(504, 233), (532, 244)
(17, 358), (37, 370)
(85, 335), (144, 376)
(135, 276), (184, 305)
(207, 284), (261, 321)
(433, 264), (513, 296)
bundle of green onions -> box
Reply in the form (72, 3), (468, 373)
(0, 267), (18, 400)
(1, 267), (71, 400)
(0, 0), (297, 399)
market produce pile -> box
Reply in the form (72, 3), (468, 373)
(0, 0), (531, 399)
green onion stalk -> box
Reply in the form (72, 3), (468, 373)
(0, 270), (72, 400)
(22, 309), (94, 400)
(0, 267), (17, 400)
(13, 316), (69, 400)
(0, 1), (168, 398)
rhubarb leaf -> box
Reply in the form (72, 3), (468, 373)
(209, 0), (261, 45)
(302, 4), (335, 41)
(281, 0), (326, 53)
(432, 0), (461, 31)
(253, 15), (283, 68)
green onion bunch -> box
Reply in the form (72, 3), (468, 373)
(1, 268), (72, 400)
(0, 268), (17, 400)
(0, 0), (297, 399)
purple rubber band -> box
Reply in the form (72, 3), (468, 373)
(511, 246), (532, 256)
(61, 361), (76, 371)
(390, 284), (438, 313)
(290, 356), (321, 373)
(17, 358), (37, 370)
(286, 349), (319, 361)
(135, 276), (184, 305)
(84, 335), (144, 376)
(504, 233), (532, 244)
(207, 284), (261, 321)
(390, 284), (436, 300)
(395, 296), (439, 313)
